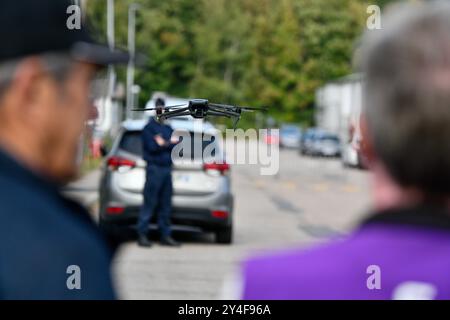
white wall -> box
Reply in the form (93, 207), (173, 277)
(315, 75), (363, 139)
(316, 83), (342, 134)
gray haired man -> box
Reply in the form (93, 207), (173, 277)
(237, 1), (450, 300)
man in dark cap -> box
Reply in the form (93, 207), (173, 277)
(0, 0), (128, 299)
(137, 98), (180, 247)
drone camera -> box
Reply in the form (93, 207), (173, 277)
(156, 107), (164, 117)
(189, 99), (209, 119)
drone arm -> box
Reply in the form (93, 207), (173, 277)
(158, 110), (191, 121)
(157, 107), (190, 120)
(206, 110), (233, 118)
(209, 103), (235, 110)
(208, 106), (241, 118)
(207, 107), (241, 129)
(210, 103), (268, 113)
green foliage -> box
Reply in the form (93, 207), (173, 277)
(87, 0), (394, 127)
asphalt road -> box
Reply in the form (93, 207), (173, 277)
(110, 149), (371, 300)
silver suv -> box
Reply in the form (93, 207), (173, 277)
(99, 119), (234, 244)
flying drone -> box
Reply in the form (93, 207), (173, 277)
(133, 99), (268, 128)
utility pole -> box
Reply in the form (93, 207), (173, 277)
(107, 0), (116, 99)
(126, 3), (140, 119)
(106, 0), (121, 135)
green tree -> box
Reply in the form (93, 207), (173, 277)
(87, 0), (396, 127)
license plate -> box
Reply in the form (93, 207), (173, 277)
(175, 174), (190, 183)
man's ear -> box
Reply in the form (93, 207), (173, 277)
(8, 57), (46, 114)
(360, 114), (376, 167)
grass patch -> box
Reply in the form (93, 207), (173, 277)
(80, 156), (103, 176)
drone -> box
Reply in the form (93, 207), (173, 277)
(133, 99), (267, 128)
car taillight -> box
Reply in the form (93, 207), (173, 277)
(107, 156), (136, 171)
(203, 162), (230, 174)
(264, 135), (279, 145)
(106, 206), (125, 215)
(212, 210), (229, 219)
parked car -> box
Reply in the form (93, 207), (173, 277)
(300, 128), (321, 155)
(262, 128), (280, 145)
(311, 133), (341, 157)
(280, 124), (302, 149)
(99, 119), (234, 244)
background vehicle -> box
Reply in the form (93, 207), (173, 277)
(262, 128), (280, 146)
(300, 128), (321, 155)
(99, 118), (234, 244)
(311, 133), (341, 157)
(279, 124), (302, 149)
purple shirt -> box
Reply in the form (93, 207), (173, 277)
(242, 205), (450, 300)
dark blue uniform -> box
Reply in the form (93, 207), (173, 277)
(138, 118), (176, 238)
(0, 149), (116, 299)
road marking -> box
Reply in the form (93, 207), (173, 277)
(312, 183), (329, 192)
(253, 179), (267, 189)
(341, 185), (359, 193)
(281, 181), (297, 190)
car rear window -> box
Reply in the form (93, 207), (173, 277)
(118, 130), (218, 160)
(119, 131), (143, 156)
(178, 132), (217, 159)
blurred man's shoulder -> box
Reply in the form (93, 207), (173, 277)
(0, 174), (114, 295)
(242, 223), (450, 299)
(241, 239), (355, 299)
(143, 119), (159, 132)
(244, 237), (352, 279)
(0, 174), (51, 210)
(0, 174), (105, 252)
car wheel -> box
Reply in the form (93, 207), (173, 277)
(215, 227), (233, 244)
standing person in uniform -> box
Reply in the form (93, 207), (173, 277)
(0, 0), (129, 299)
(137, 98), (180, 247)
(233, 1), (450, 300)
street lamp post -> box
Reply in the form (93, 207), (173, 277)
(126, 3), (140, 119)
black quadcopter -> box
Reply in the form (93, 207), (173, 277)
(133, 99), (267, 128)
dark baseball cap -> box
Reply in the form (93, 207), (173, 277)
(0, 0), (129, 65)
